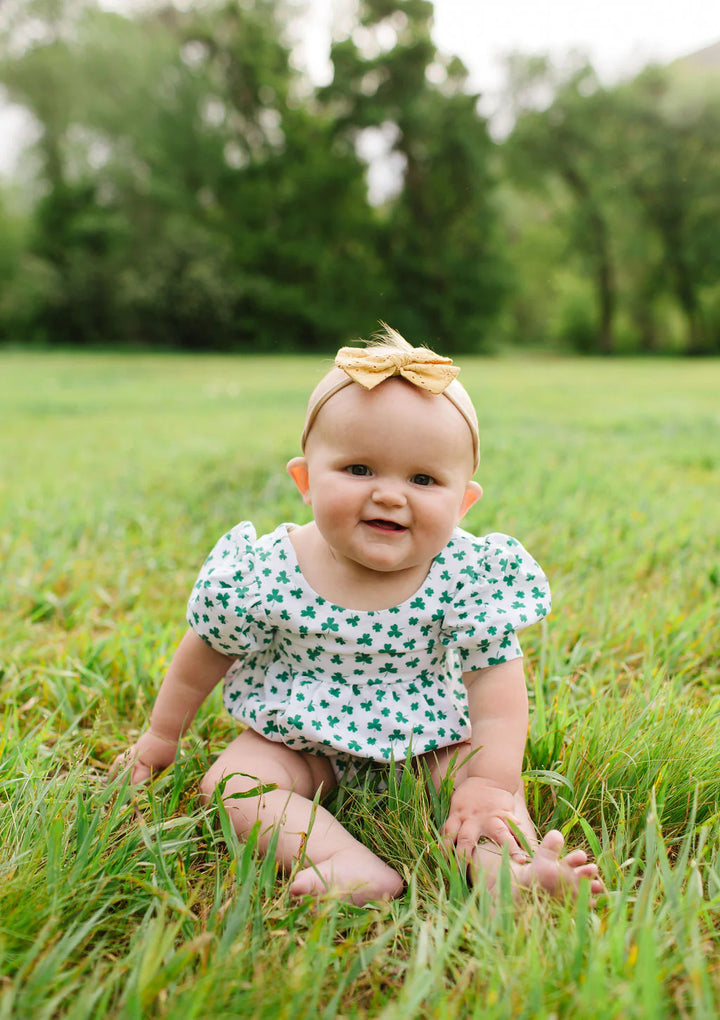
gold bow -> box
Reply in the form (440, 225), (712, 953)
(335, 346), (459, 394)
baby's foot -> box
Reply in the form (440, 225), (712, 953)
(509, 829), (603, 903)
(289, 846), (404, 906)
(473, 829), (603, 904)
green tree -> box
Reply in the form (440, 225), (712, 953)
(503, 58), (621, 354)
(500, 56), (720, 354)
(613, 69), (720, 353)
(169, 0), (382, 349)
(320, 0), (506, 352)
(0, 0), (382, 349)
(0, 0), (170, 343)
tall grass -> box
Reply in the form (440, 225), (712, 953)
(2, 350), (719, 1017)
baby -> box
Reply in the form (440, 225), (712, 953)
(114, 326), (601, 905)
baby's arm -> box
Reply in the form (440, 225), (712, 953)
(442, 658), (529, 861)
(111, 629), (233, 783)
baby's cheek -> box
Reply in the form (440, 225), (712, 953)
(426, 498), (460, 533)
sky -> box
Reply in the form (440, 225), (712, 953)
(432, 0), (719, 101)
(2, 0), (719, 174)
(301, 0), (720, 112)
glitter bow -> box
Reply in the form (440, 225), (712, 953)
(334, 346), (460, 394)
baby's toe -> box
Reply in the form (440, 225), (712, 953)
(536, 829), (565, 858)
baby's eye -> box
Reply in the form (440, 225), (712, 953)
(411, 474), (435, 486)
(346, 464), (371, 476)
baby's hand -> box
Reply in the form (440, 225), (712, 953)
(441, 777), (527, 863)
(109, 730), (179, 785)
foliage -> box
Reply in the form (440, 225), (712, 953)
(319, 0), (507, 351)
(501, 56), (720, 354)
(612, 69), (720, 354)
(0, 0), (505, 352)
(1, 2), (720, 354)
(0, 0), (384, 349)
(2, 350), (720, 1014)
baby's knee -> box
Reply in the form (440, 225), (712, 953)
(198, 762), (282, 812)
(197, 767), (268, 840)
(198, 762), (255, 806)
(198, 767), (221, 806)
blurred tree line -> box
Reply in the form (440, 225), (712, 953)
(1, 0), (719, 354)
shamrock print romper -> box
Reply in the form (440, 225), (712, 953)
(187, 522), (551, 767)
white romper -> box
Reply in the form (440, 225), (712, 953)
(187, 522), (551, 764)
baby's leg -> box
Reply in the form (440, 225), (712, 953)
(422, 743), (602, 902)
(199, 730), (403, 905)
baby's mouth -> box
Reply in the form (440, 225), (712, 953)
(365, 519), (407, 532)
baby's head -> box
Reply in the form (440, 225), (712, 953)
(287, 326), (483, 574)
(300, 324), (480, 473)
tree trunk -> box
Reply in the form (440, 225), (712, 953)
(561, 163), (616, 354)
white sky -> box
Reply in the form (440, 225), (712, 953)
(433, 0), (719, 99)
(301, 0), (720, 106)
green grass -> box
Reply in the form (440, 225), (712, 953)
(1, 349), (720, 1018)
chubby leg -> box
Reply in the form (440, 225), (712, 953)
(199, 730), (403, 905)
(422, 742), (603, 902)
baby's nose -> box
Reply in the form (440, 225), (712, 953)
(371, 481), (407, 507)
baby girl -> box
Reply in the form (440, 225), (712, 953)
(114, 326), (601, 905)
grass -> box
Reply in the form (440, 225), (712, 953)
(1, 348), (719, 1017)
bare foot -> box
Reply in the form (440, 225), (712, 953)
(289, 846), (404, 906)
(473, 829), (603, 904)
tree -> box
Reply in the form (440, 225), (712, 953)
(503, 58), (621, 354)
(168, 0), (382, 349)
(319, 0), (507, 352)
(613, 69), (720, 353)
(500, 56), (720, 354)
(0, 0), (383, 348)
(0, 0), (175, 343)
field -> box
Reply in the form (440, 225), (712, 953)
(1, 349), (719, 1018)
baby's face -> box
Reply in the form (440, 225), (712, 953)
(294, 379), (481, 576)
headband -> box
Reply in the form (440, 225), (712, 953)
(301, 344), (480, 471)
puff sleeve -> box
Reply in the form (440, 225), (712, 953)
(442, 532), (551, 671)
(186, 521), (272, 658)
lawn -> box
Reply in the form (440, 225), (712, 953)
(1, 349), (719, 1018)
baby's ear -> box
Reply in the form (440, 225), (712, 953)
(287, 457), (311, 504)
(458, 481), (482, 520)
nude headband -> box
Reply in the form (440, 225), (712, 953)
(301, 345), (480, 471)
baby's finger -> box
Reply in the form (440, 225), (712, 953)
(484, 817), (522, 857)
(130, 760), (153, 784)
(454, 820), (487, 863)
(440, 815), (480, 863)
(440, 812), (462, 842)
(439, 818), (461, 859)
(108, 747), (151, 786)
(108, 750), (134, 782)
